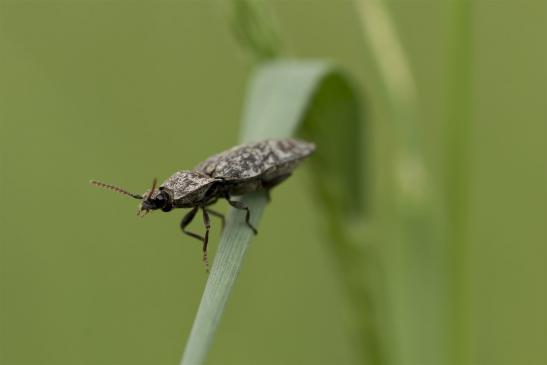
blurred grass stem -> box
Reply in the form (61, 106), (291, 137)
(445, 1), (472, 364)
(356, 0), (451, 364)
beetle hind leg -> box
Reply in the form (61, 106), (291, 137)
(225, 194), (258, 235)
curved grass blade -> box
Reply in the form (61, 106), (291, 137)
(180, 192), (266, 365)
(355, 1), (451, 364)
(181, 60), (380, 365)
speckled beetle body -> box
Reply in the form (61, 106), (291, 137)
(91, 138), (315, 270)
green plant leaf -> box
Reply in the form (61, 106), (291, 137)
(227, 0), (281, 62)
(354, 1), (452, 364)
(180, 60), (381, 365)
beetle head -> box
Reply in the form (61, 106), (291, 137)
(90, 178), (173, 217)
(138, 178), (173, 216)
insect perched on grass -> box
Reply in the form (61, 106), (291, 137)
(91, 138), (315, 271)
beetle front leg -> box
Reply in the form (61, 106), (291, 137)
(180, 206), (209, 272)
(225, 194), (258, 235)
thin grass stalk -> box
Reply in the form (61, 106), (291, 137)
(445, 1), (472, 364)
(355, 0), (451, 364)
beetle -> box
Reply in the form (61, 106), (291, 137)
(91, 138), (315, 270)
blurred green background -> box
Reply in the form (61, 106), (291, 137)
(0, 1), (545, 365)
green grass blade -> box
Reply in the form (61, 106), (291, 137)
(241, 61), (333, 139)
(180, 192), (266, 365)
(355, 0), (451, 364)
(445, 1), (472, 364)
(181, 60), (378, 364)
(226, 0), (281, 62)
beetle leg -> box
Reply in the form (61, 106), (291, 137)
(225, 194), (258, 235)
(180, 207), (209, 272)
(180, 207), (201, 240)
(201, 208), (211, 272)
(204, 207), (225, 231)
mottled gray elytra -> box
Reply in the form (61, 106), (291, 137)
(91, 138), (315, 271)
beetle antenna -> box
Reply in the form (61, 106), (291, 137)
(146, 178), (158, 199)
(90, 180), (143, 200)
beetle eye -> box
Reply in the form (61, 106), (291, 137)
(153, 191), (169, 209)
